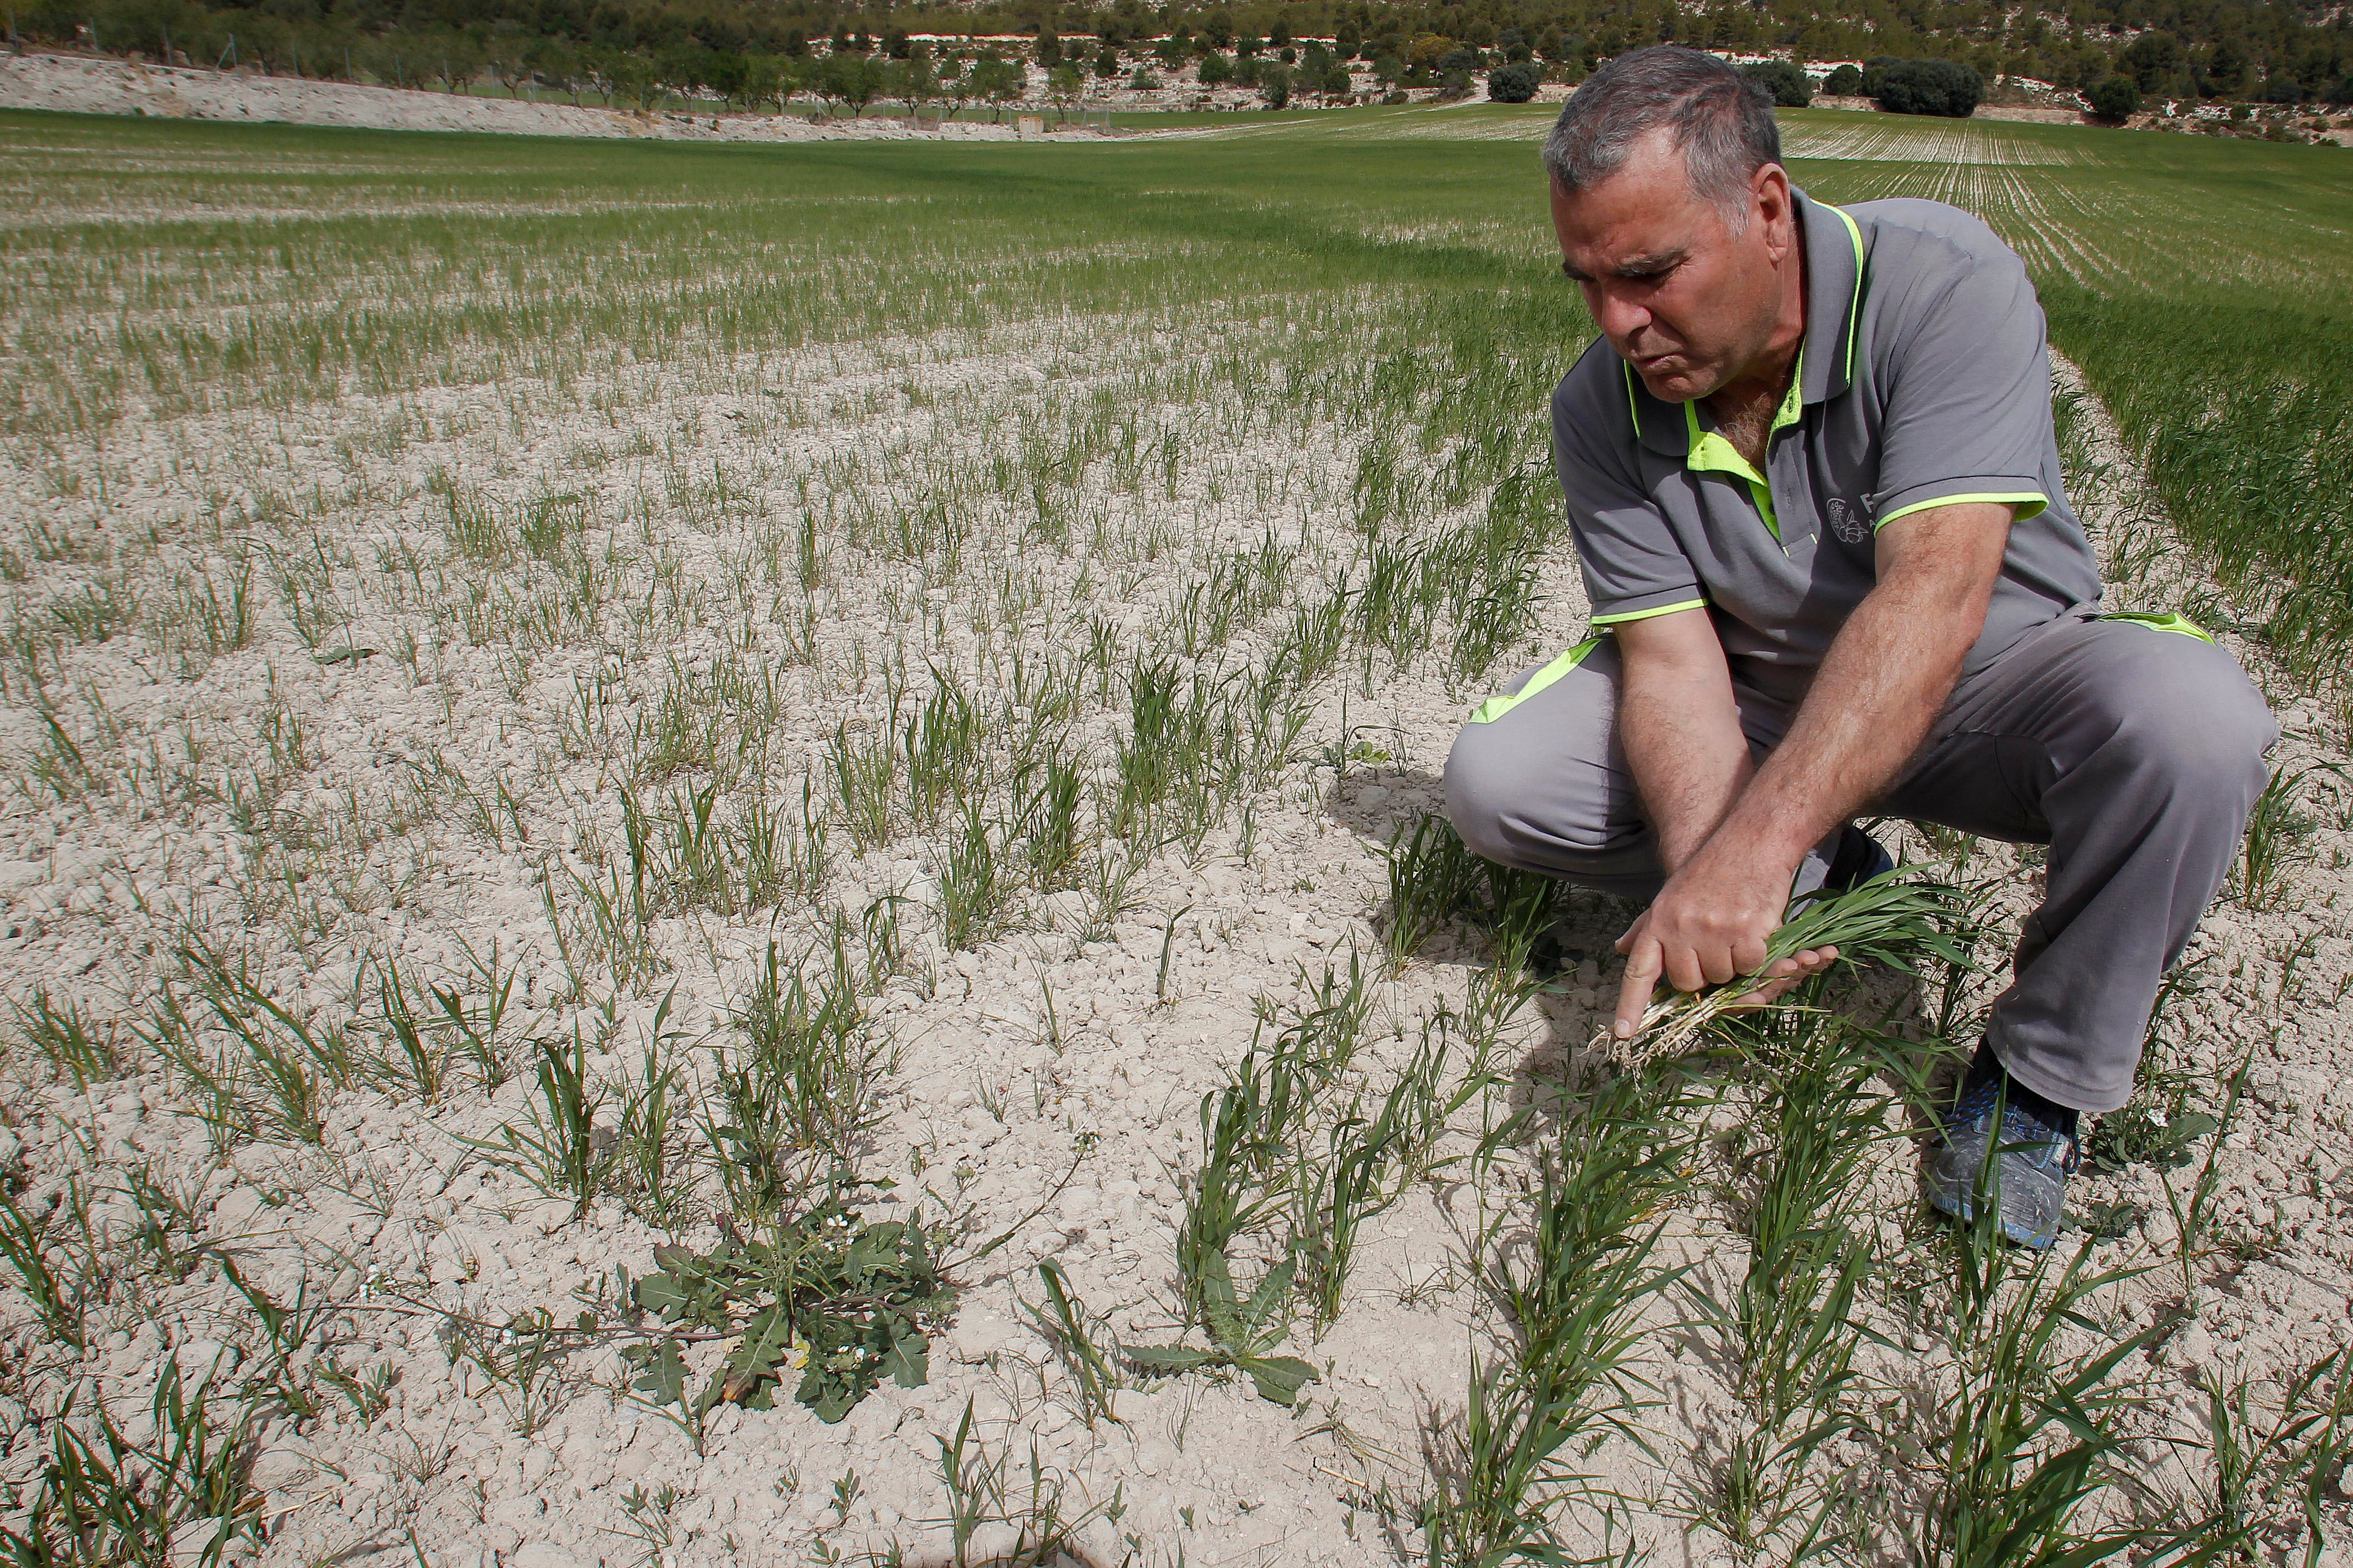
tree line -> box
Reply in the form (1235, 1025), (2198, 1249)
(12, 0), (2349, 107)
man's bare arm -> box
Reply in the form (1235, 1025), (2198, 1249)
(1610, 501), (2016, 1035)
(1716, 501), (2014, 868)
(1615, 606), (1749, 875)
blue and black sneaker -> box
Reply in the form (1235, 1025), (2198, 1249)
(1823, 824), (1894, 893)
(1925, 1042), (2082, 1250)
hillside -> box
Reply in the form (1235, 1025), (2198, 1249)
(12, 0), (2351, 111)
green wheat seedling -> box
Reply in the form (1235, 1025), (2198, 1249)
(1170, 1047), (1303, 1324)
(0, 1191), (86, 1351)
(475, 1027), (609, 1216)
(1610, 871), (1978, 1062)
(2159, 1052), (2251, 1289)
(1029, 1261), (1127, 1427)
(940, 801), (1013, 952)
(1292, 1014), (1496, 1334)
(179, 942), (376, 1134)
(2233, 764), (2320, 911)
(707, 939), (887, 1217)
(445, 1307), (572, 1439)
(1424, 1073), (1692, 1568)
(0, 1359), (262, 1567)
(134, 989), (250, 1157)
(1383, 813), (1486, 960)
(1918, 1242), (2169, 1568)
(545, 862), (668, 998)
(364, 941), (525, 1099)
(1385, 813), (1573, 975)
(1682, 1017), (1896, 1556)
(827, 718), (900, 854)
(2193, 1349), (2352, 1564)
(217, 1257), (334, 1422)
(614, 1040), (690, 1226)
(123, 1161), (211, 1285)
(147, 559), (253, 675)
(619, 780), (830, 918)
(1135, 993), (1381, 1404)
(366, 958), (451, 1103)
(309, 1355), (394, 1424)
(9, 986), (126, 1091)
(926, 1399), (1126, 1568)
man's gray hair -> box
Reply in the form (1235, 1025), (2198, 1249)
(1542, 46), (1781, 224)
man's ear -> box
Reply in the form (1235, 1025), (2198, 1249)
(1753, 162), (1795, 258)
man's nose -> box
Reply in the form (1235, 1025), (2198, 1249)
(1591, 285), (1651, 346)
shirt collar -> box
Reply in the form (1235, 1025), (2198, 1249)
(1618, 186), (1867, 458)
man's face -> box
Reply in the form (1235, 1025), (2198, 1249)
(1551, 134), (1794, 404)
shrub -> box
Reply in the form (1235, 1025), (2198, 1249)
(1196, 50), (1231, 85)
(1438, 69), (1473, 98)
(1742, 59), (1811, 107)
(1093, 46), (1118, 77)
(1259, 65), (1291, 107)
(1438, 48), (1480, 75)
(1824, 63), (1862, 95)
(1488, 63), (1541, 102)
(1321, 66), (1352, 96)
(1870, 58), (1982, 117)
(1129, 66), (1160, 90)
(2086, 74), (2140, 122)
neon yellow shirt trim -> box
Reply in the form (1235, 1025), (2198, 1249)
(1877, 491), (2050, 532)
(1682, 352), (1806, 539)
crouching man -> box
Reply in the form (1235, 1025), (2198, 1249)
(1444, 45), (2277, 1247)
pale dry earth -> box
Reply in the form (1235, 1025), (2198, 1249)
(0, 120), (2348, 1568)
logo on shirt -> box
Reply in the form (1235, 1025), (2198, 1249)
(1827, 497), (1870, 546)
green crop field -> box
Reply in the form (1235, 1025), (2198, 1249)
(2, 103), (2351, 1566)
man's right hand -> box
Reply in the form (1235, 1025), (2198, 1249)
(1611, 841), (1841, 1039)
(1606, 606), (1841, 1039)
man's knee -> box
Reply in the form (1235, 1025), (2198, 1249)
(1444, 715), (1636, 877)
(2093, 640), (2277, 803)
(1443, 720), (1536, 868)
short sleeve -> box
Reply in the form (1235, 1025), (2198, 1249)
(1551, 367), (1706, 625)
(1870, 249), (2053, 531)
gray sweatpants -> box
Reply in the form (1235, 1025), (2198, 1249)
(1443, 606), (2278, 1113)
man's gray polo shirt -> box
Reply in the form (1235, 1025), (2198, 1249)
(1549, 188), (2101, 705)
